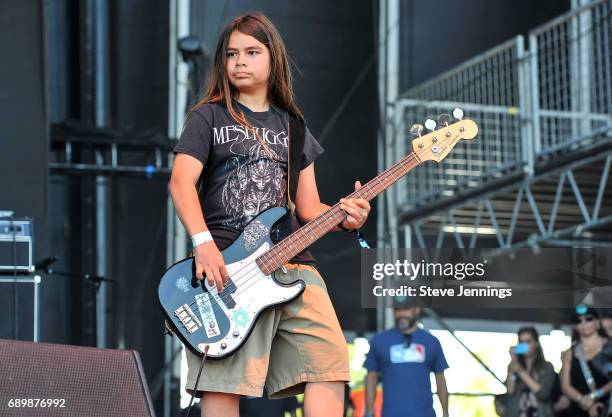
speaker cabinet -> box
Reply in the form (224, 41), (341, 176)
(0, 339), (156, 416)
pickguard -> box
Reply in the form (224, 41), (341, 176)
(199, 243), (271, 337)
(196, 242), (304, 357)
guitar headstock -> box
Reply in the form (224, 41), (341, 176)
(410, 108), (478, 163)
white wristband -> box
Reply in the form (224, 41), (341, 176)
(191, 231), (213, 248)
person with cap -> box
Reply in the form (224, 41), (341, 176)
(363, 300), (449, 417)
(560, 305), (611, 417)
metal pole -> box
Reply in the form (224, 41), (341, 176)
(33, 275), (41, 342)
(569, 0), (592, 140)
(95, 0), (108, 126)
(517, 36), (534, 175)
(384, 0), (400, 330)
(376, 0), (388, 333)
(164, 4), (178, 416)
(166, 0), (190, 415)
(577, 0), (592, 135)
(94, 0), (109, 349)
(403, 224), (411, 248)
(386, 0), (400, 253)
(528, 34), (541, 160)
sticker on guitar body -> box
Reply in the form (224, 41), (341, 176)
(195, 293), (221, 337)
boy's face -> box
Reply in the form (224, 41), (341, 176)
(226, 31), (271, 94)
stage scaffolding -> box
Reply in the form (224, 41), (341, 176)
(385, 0), (612, 258)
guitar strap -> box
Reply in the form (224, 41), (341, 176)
(287, 114), (306, 214)
(575, 343), (611, 417)
(286, 113), (372, 249)
(575, 343), (598, 393)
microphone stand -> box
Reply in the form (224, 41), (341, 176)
(34, 256), (115, 290)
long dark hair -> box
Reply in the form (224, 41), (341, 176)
(191, 12), (303, 123)
(517, 326), (546, 371)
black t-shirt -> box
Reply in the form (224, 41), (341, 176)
(568, 350), (609, 417)
(173, 101), (324, 264)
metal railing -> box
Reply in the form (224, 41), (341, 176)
(530, 0), (612, 153)
(395, 0), (612, 208)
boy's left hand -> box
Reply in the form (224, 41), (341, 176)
(339, 180), (371, 230)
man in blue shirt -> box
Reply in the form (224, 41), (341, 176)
(364, 306), (449, 417)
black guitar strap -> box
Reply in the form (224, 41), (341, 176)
(286, 114), (372, 249)
(287, 114), (306, 213)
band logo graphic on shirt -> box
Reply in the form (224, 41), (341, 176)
(221, 134), (287, 229)
(390, 343), (426, 363)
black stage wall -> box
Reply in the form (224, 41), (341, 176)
(44, 1), (169, 413)
(400, 0), (570, 91)
(0, 0), (49, 342)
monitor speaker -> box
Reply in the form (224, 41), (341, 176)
(0, 339), (156, 417)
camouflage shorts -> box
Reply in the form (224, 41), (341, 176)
(184, 263), (350, 398)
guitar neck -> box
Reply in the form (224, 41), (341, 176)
(256, 152), (422, 274)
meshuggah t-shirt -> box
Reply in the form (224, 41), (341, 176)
(173, 101), (324, 264)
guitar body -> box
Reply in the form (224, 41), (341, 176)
(158, 207), (305, 359)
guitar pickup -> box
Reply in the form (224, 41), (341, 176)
(174, 304), (202, 334)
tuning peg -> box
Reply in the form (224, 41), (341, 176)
(452, 108), (464, 120)
(437, 113), (452, 127)
(424, 119), (437, 131)
(409, 123), (424, 137)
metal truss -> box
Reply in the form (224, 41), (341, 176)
(400, 135), (612, 260)
(49, 123), (173, 178)
(389, 0), (612, 256)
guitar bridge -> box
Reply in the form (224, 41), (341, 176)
(174, 304), (202, 334)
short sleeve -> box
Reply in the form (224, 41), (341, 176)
(301, 127), (325, 169)
(364, 335), (381, 372)
(173, 106), (213, 165)
(430, 337), (449, 373)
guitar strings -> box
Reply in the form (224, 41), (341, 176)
(257, 152), (422, 274)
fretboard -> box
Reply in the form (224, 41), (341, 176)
(256, 152), (422, 275)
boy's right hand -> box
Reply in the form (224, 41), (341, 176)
(193, 242), (229, 293)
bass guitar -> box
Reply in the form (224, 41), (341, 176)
(158, 110), (478, 358)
